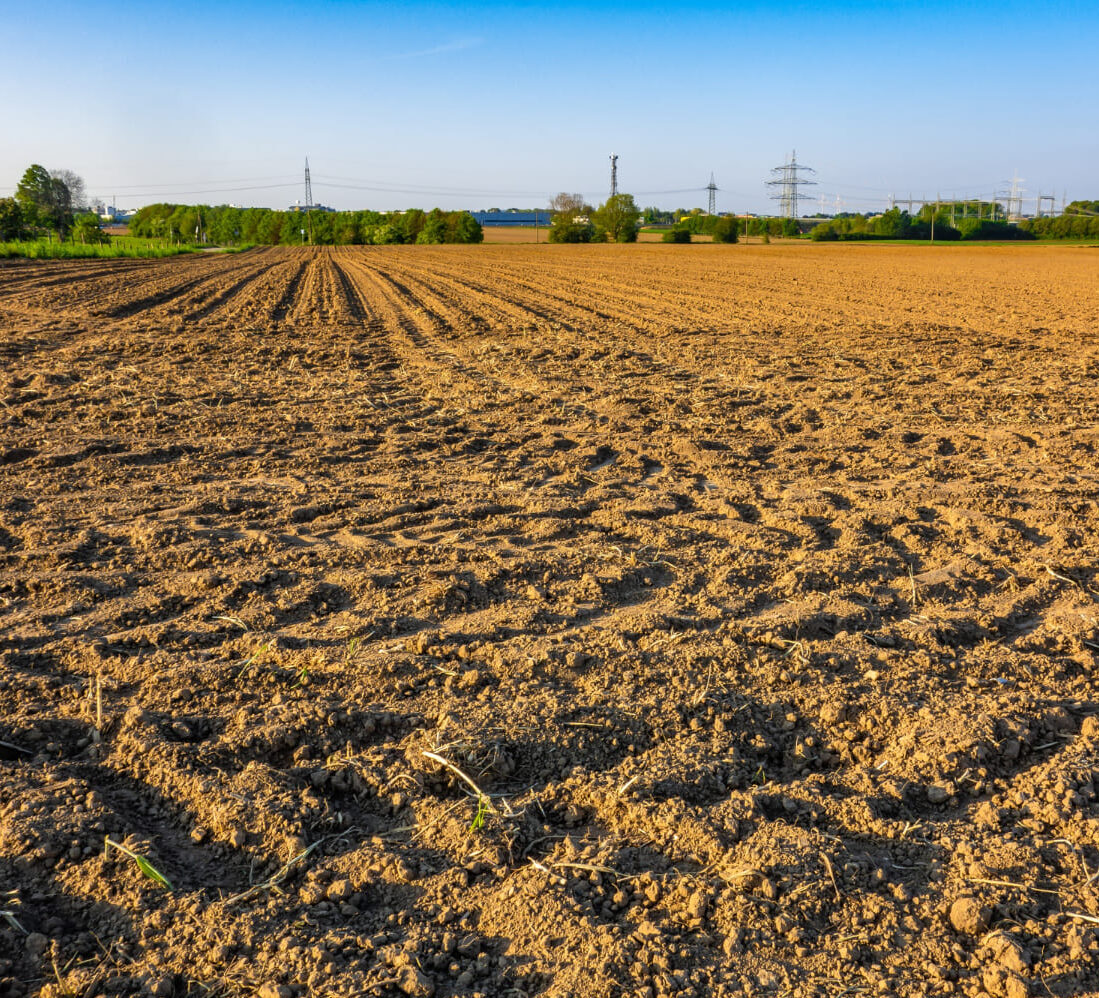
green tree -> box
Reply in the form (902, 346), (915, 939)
(662, 227), (690, 243)
(593, 193), (641, 242)
(16, 164), (75, 239)
(71, 212), (109, 245)
(416, 208), (448, 244)
(711, 216), (739, 244)
(0, 198), (24, 241)
(547, 192), (594, 243)
(447, 211), (484, 244)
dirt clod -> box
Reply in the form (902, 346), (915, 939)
(950, 896), (992, 935)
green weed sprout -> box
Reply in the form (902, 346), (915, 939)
(104, 837), (173, 891)
(469, 796), (489, 834)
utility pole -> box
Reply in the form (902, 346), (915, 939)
(707, 173), (718, 215)
(766, 150), (816, 219)
(609, 154), (618, 197)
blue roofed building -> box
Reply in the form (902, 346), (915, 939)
(471, 210), (553, 227)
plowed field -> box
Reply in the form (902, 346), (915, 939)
(2, 244), (1098, 998)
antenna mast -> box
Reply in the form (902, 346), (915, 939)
(609, 154), (618, 197)
(766, 149), (816, 219)
(304, 158), (313, 207)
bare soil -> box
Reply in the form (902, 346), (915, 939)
(1, 243), (1098, 998)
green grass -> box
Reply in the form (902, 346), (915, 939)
(0, 239), (198, 259)
(0, 235), (256, 259)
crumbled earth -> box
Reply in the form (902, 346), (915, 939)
(1, 243), (1097, 997)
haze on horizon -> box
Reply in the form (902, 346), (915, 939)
(3, 0), (1096, 216)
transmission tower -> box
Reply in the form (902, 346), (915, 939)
(766, 150), (816, 219)
(1006, 171), (1025, 222)
(609, 154), (618, 197)
(304, 158), (313, 207)
(707, 173), (718, 215)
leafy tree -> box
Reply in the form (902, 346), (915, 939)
(593, 193), (640, 242)
(0, 198), (24, 241)
(447, 211), (483, 244)
(643, 206), (674, 224)
(417, 208), (449, 244)
(662, 227), (690, 243)
(16, 164), (74, 238)
(711, 216), (739, 244)
(548, 192), (594, 243)
(71, 212), (109, 245)
(870, 208), (910, 239)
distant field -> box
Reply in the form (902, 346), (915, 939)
(2, 243), (1097, 998)
(480, 225), (548, 243)
(481, 226), (719, 243)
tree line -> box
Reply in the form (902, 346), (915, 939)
(546, 196), (793, 244)
(6, 162), (1097, 248)
(128, 204), (483, 245)
(809, 205), (1038, 241)
(1018, 202), (1099, 239)
(809, 202), (1099, 242)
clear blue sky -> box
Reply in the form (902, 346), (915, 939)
(2, 0), (1096, 214)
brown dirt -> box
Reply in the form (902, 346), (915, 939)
(1, 243), (1098, 998)
(479, 228), (548, 245)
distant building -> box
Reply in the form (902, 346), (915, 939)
(471, 210), (553, 227)
(288, 201), (336, 214)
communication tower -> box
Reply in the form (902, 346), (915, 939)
(304, 158), (313, 207)
(609, 154), (619, 197)
(766, 150), (816, 218)
(707, 173), (718, 215)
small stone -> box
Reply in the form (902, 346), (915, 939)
(25, 933), (48, 957)
(950, 896), (991, 935)
(190, 826), (208, 845)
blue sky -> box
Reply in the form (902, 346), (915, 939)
(2, 0), (1096, 214)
